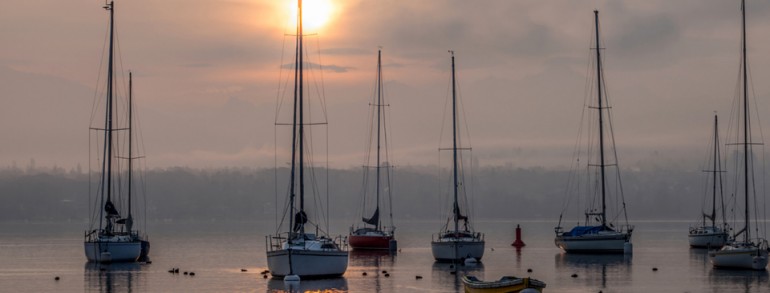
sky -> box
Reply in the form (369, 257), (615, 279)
(2, 0), (770, 170)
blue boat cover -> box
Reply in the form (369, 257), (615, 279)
(565, 225), (605, 236)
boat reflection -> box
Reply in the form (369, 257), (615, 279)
(432, 261), (485, 293)
(84, 262), (146, 293)
(348, 250), (396, 292)
(554, 253), (631, 290)
(348, 249), (396, 267)
(688, 247), (712, 274)
(708, 269), (768, 293)
(554, 253), (631, 268)
(266, 277), (348, 293)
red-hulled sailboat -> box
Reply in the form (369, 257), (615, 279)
(349, 49), (397, 251)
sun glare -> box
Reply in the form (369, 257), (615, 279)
(287, 0), (335, 32)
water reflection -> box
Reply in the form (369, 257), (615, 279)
(554, 253), (631, 290)
(349, 250), (396, 267)
(431, 261), (485, 293)
(348, 250), (396, 293)
(266, 277), (348, 293)
(689, 248), (712, 275)
(708, 269), (768, 293)
(84, 262), (146, 293)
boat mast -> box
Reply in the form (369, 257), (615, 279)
(711, 114), (718, 228)
(288, 0), (304, 239)
(594, 10), (607, 228)
(102, 0), (116, 233)
(127, 71), (134, 232)
(450, 51), (459, 234)
(375, 49), (382, 231)
(297, 0), (305, 235)
(741, 0), (749, 243)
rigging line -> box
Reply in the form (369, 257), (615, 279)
(561, 44), (594, 218)
(326, 108), (330, 234)
(88, 129), (95, 231)
(275, 32), (289, 125)
(453, 65), (477, 229)
(273, 104), (279, 231)
(750, 144), (759, 236)
(603, 81), (630, 226)
(359, 71), (379, 221)
(315, 36), (329, 123)
(437, 145), (444, 231)
(717, 124), (728, 229)
(743, 52), (767, 235)
(90, 28), (110, 127)
(763, 143), (767, 237)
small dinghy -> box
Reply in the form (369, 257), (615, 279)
(462, 275), (546, 293)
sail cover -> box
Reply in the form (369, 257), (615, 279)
(293, 211), (308, 232)
(454, 203), (468, 221)
(363, 208), (379, 226)
(104, 200), (120, 217)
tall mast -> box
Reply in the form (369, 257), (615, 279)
(287, 0), (304, 238)
(375, 49), (382, 231)
(450, 51), (459, 234)
(128, 71), (133, 231)
(594, 10), (607, 227)
(741, 0), (749, 242)
(711, 114), (718, 228)
(102, 1), (116, 232)
(297, 0), (305, 234)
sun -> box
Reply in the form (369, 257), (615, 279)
(287, 0), (335, 32)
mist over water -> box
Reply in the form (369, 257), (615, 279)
(0, 163), (730, 224)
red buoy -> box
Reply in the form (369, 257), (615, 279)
(512, 224), (526, 247)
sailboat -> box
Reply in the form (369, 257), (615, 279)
(431, 51), (485, 262)
(349, 49), (397, 251)
(84, 1), (149, 263)
(688, 114), (729, 249)
(554, 10), (633, 254)
(265, 0), (348, 279)
(710, 0), (769, 270)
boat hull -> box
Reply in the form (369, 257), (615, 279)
(711, 244), (769, 270)
(267, 249), (348, 278)
(555, 232), (631, 253)
(349, 234), (393, 250)
(431, 239), (485, 261)
(84, 240), (141, 263)
(688, 230), (728, 248)
(462, 275), (546, 293)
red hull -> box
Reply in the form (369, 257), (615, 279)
(349, 234), (393, 250)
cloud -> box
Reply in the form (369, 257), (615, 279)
(320, 47), (372, 56)
(281, 62), (353, 73)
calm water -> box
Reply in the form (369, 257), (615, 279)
(1, 220), (768, 292)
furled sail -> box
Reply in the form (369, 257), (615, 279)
(453, 203), (467, 221)
(293, 211), (308, 232)
(104, 200), (120, 217)
(363, 208), (379, 226)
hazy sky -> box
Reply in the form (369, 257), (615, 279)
(2, 0), (770, 170)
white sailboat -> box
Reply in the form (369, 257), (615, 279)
(431, 51), (485, 262)
(689, 114), (729, 249)
(710, 0), (769, 270)
(265, 0), (348, 279)
(349, 49), (397, 251)
(554, 10), (633, 254)
(84, 1), (148, 263)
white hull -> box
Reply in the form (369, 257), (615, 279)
(555, 232), (631, 253)
(431, 239), (485, 261)
(711, 243), (769, 270)
(689, 230), (728, 248)
(84, 240), (141, 263)
(267, 249), (348, 278)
